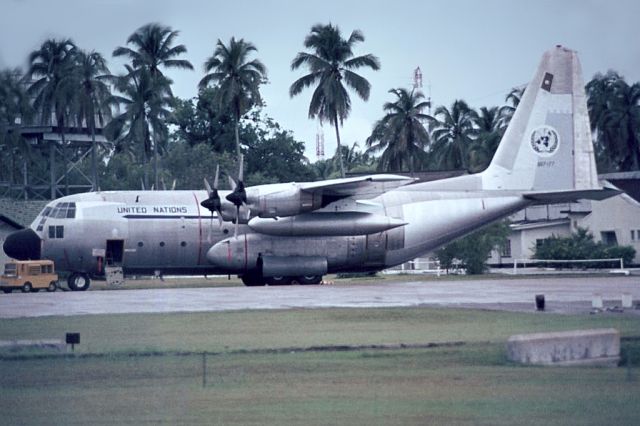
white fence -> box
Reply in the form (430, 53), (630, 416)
(383, 258), (444, 276)
(512, 258), (626, 275)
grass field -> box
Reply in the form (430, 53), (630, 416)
(1, 307), (639, 424)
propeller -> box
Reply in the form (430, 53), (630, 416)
(200, 165), (224, 232)
(225, 155), (247, 237)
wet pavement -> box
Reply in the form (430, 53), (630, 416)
(1, 276), (639, 319)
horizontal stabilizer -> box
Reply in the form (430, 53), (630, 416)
(524, 187), (621, 203)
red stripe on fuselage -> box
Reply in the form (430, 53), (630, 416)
(244, 234), (248, 271)
(192, 193), (203, 265)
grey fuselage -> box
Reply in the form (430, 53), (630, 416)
(30, 183), (530, 277)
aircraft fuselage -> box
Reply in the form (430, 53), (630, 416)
(27, 187), (529, 278)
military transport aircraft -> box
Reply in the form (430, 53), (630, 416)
(3, 46), (618, 290)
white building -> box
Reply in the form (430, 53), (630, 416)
(491, 172), (640, 266)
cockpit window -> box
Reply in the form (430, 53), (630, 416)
(36, 202), (75, 232)
(50, 202), (76, 219)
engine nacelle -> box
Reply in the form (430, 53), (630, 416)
(251, 186), (322, 218)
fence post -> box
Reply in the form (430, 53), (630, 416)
(202, 352), (207, 388)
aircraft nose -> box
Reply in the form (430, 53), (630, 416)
(3, 228), (41, 260)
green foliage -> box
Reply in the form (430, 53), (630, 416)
(534, 227), (636, 267)
(586, 71), (640, 171)
(169, 88), (236, 152)
(366, 88), (430, 173)
(162, 143), (236, 190)
(243, 119), (315, 185)
(428, 100), (478, 171)
(199, 37), (266, 157)
(435, 221), (510, 274)
(290, 23), (380, 177)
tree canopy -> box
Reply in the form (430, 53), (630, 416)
(290, 23), (380, 177)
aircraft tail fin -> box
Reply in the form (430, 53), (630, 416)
(482, 46), (601, 195)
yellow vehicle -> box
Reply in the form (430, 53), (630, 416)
(0, 260), (58, 293)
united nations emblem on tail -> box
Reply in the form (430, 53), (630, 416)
(530, 125), (559, 156)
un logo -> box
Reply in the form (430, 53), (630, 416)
(530, 125), (559, 157)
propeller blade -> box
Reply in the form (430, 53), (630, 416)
(213, 164), (219, 189)
(216, 209), (224, 228)
(228, 176), (237, 191)
(238, 154), (244, 182)
(203, 178), (213, 196)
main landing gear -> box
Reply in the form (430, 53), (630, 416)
(68, 273), (91, 291)
(240, 273), (322, 287)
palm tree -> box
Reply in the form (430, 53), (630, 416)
(27, 38), (77, 198)
(198, 37), (267, 158)
(290, 23), (380, 178)
(469, 106), (503, 172)
(586, 72), (640, 171)
(428, 100), (478, 170)
(113, 23), (193, 86)
(366, 88), (430, 173)
(113, 23), (193, 188)
(498, 86), (525, 128)
(0, 68), (33, 186)
(107, 65), (172, 188)
(72, 50), (113, 190)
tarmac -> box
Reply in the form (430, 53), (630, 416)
(1, 275), (639, 319)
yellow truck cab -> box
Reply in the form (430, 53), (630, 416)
(1, 260), (58, 293)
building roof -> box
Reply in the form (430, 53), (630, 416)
(510, 218), (570, 231)
(0, 199), (47, 229)
(600, 172), (640, 203)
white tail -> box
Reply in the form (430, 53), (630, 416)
(482, 46), (600, 193)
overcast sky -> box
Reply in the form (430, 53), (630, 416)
(2, 0), (639, 161)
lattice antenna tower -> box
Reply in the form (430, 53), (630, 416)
(413, 66), (432, 114)
(316, 123), (325, 161)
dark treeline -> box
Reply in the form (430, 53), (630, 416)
(0, 22), (638, 198)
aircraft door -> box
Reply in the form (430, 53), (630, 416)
(106, 239), (124, 266)
(364, 232), (386, 267)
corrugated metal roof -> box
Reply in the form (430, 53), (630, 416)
(0, 199), (48, 229)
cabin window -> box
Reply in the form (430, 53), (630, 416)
(138, 242), (144, 247)
(159, 241), (165, 247)
(48, 225), (64, 239)
(180, 241), (187, 247)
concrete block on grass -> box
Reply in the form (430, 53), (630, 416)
(507, 328), (619, 367)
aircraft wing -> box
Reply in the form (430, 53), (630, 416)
(242, 174), (416, 219)
(298, 174), (416, 199)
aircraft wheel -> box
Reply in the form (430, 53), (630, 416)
(265, 276), (292, 286)
(241, 272), (265, 287)
(68, 273), (91, 291)
(47, 281), (57, 292)
(297, 275), (322, 285)
(22, 282), (32, 293)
